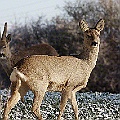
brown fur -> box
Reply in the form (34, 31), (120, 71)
(0, 23), (58, 70)
(11, 43), (58, 67)
(3, 19), (104, 120)
(0, 22), (58, 87)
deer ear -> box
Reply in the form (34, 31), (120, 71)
(6, 34), (11, 42)
(80, 20), (89, 32)
(95, 19), (104, 31)
(2, 22), (7, 41)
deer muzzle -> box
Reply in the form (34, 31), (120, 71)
(0, 53), (6, 58)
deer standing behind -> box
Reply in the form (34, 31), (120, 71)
(3, 19), (104, 120)
(0, 22), (58, 88)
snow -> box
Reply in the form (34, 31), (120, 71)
(0, 89), (120, 120)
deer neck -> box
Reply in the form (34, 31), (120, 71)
(0, 58), (12, 77)
(5, 42), (12, 67)
(81, 45), (99, 68)
(0, 53), (16, 77)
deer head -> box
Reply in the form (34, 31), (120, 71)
(0, 23), (11, 59)
(80, 19), (104, 50)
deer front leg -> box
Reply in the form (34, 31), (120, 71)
(57, 90), (71, 120)
(70, 84), (86, 120)
(70, 91), (78, 120)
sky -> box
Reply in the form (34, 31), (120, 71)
(0, 0), (72, 28)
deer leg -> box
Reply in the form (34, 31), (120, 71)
(69, 85), (86, 120)
(32, 81), (48, 120)
(70, 91), (78, 120)
(57, 90), (71, 120)
(3, 79), (21, 120)
(3, 90), (20, 120)
(19, 83), (29, 102)
(11, 82), (28, 102)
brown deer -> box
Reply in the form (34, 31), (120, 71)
(0, 22), (58, 88)
(3, 19), (104, 120)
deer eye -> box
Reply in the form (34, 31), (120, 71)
(97, 34), (100, 37)
(95, 32), (100, 37)
(86, 35), (92, 39)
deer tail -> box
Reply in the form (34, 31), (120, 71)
(10, 67), (28, 83)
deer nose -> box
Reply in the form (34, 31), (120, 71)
(91, 41), (98, 47)
(0, 53), (2, 57)
(0, 53), (5, 57)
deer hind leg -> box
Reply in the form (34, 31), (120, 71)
(57, 90), (71, 120)
(11, 82), (28, 103)
(3, 91), (20, 120)
(19, 83), (29, 102)
(31, 81), (48, 120)
(3, 80), (21, 120)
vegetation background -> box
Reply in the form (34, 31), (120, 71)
(0, 0), (120, 93)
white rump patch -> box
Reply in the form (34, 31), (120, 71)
(10, 67), (28, 82)
(10, 68), (17, 82)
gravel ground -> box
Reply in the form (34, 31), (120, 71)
(0, 89), (120, 120)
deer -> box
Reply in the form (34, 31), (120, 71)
(3, 19), (104, 120)
(0, 22), (58, 88)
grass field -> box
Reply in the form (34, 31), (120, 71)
(0, 89), (120, 120)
